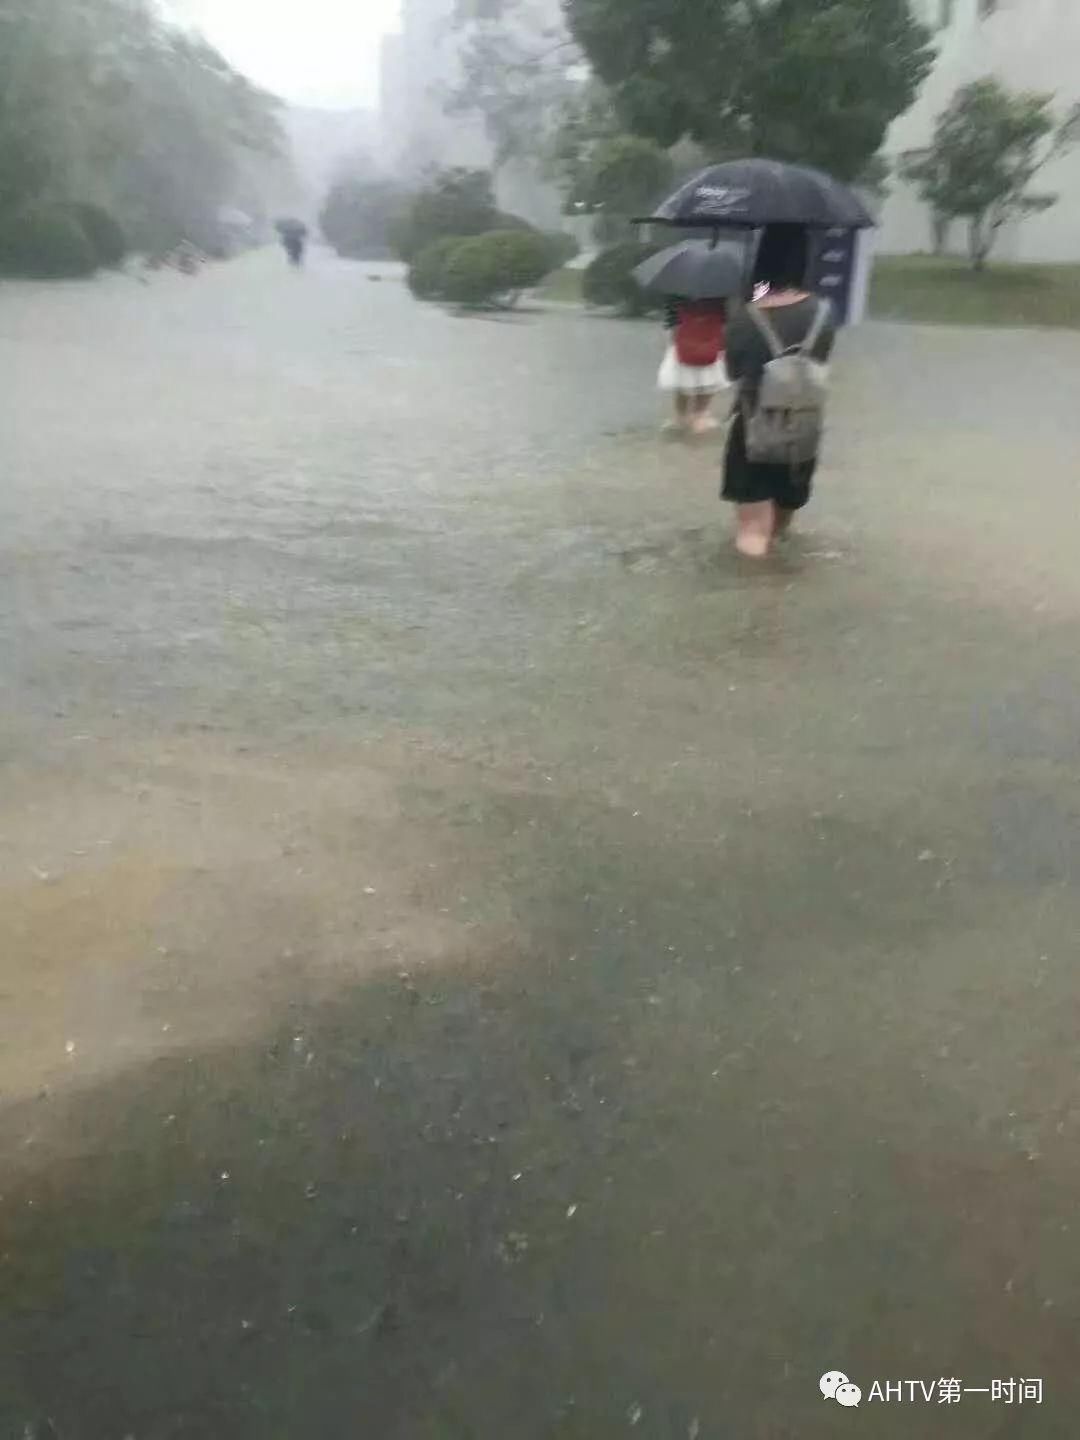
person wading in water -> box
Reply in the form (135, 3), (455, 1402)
(722, 225), (836, 557)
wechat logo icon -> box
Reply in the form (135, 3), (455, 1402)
(821, 1371), (862, 1408)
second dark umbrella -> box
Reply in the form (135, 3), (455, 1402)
(633, 238), (747, 300)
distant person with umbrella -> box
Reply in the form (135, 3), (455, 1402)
(722, 224), (835, 557)
(635, 239), (744, 437)
(276, 217), (309, 268)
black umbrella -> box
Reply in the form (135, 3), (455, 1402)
(275, 216), (308, 237)
(638, 158), (874, 230)
(633, 238), (747, 300)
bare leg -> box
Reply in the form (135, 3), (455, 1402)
(664, 393), (692, 434)
(690, 392), (719, 435)
(773, 506), (795, 540)
(734, 501), (774, 558)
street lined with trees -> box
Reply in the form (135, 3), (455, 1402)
(0, 0), (285, 277)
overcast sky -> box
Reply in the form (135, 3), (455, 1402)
(171, 0), (403, 111)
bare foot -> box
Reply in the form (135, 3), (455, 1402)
(690, 415), (720, 436)
(735, 533), (770, 558)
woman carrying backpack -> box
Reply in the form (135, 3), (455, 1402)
(723, 225), (836, 557)
(658, 297), (729, 436)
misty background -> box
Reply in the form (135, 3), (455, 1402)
(169, 0), (569, 232)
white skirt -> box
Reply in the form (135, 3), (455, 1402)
(658, 345), (731, 395)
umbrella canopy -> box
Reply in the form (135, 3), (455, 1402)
(275, 217), (308, 237)
(633, 238), (747, 300)
(639, 159), (874, 230)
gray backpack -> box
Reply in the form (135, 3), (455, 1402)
(742, 300), (831, 466)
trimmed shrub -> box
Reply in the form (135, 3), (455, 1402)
(439, 235), (501, 307)
(441, 229), (557, 308)
(583, 240), (665, 316)
(0, 204), (97, 279)
(68, 202), (127, 268)
(407, 236), (465, 301)
(391, 167), (539, 262)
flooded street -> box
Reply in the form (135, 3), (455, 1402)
(3, 249), (1080, 1436)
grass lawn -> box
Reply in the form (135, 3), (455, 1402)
(869, 255), (1080, 329)
(540, 256), (1080, 330)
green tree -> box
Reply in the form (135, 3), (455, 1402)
(572, 134), (672, 238)
(900, 78), (1080, 270)
(0, 0), (283, 261)
(449, 0), (582, 167)
(440, 228), (557, 307)
(545, 79), (622, 201)
(105, 25), (283, 252)
(565, 0), (934, 182)
(0, 203), (98, 278)
(407, 236), (465, 300)
(321, 177), (412, 259)
(583, 240), (664, 316)
(391, 168), (530, 262)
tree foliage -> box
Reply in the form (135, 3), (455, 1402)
(442, 228), (558, 305)
(583, 240), (664, 316)
(391, 168), (532, 262)
(321, 178), (412, 259)
(900, 78), (1080, 270)
(571, 134), (672, 222)
(545, 79), (622, 199)
(449, 0), (583, 167)
(565, 0), (934, 181)
(0, 0), (283, 263)
(408, 226), (565, 307)
(407, 237), (466, 300)
(0, 203), (97, 278)
(67, 202), (128, 268)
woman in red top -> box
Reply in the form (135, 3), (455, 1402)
(658, 297), (730, 436)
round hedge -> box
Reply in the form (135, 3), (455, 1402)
(406, 237), (465, 301)
(440, 230), (557, 307)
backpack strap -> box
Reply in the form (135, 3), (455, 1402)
(747, 297), (832, 359)
(744, 302), (785, 359)
(798, 299), (831, 357)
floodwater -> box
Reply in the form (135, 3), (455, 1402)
(2, 250), (1080, 1437)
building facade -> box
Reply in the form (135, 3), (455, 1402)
(879, 0), (1080, 260)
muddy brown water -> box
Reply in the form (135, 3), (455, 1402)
(2, 252), (1080, 1436)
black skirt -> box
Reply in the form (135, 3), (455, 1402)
(721, 412), (817, 511)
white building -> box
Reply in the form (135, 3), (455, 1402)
(879, 0), (1080, 260)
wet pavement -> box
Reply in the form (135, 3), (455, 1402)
(2, 249), (1080, 1437)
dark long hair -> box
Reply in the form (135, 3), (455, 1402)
(752, 224), (810, 292)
